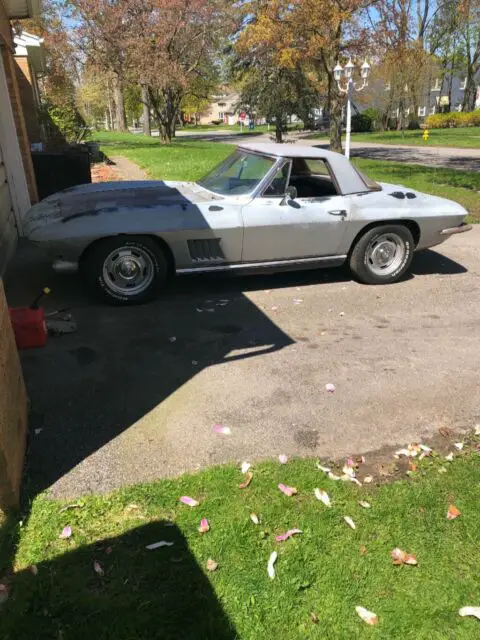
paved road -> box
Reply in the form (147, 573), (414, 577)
(173, 129), (480, 171)
(6, 230), (480, 498)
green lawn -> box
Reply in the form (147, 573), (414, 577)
(94, 132), (479, 222)
(307, 127), (480, 149)
(1, 447), (479, 639)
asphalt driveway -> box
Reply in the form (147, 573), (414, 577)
(6, 229), (480, 498)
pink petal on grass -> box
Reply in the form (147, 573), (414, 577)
(198, 518), (210, 534)
(325, 383), (336, 393)
(213, 424), (231, 436)
(363, 475), (374, 484)
(180, 496), (199, 507)
(250, 513), (260, 525)
(454, 442), (464, 450)
(275, 528), (302, 542)
(316, 463), (331, 473)
(314, 488), (331, 507)
(358, 501), (371, 509)
(278, 483), (297, 497)
(278, 454), (288, 464)
(241, 462), (251, 474)
(93, 561), (104, 577)
(59, 526), (72, 539)
(447, 504), (461, 520)
(355, 606), (378, 626)
(206, 558), (219, 572)
(0, 584), (9, 605)
(344, 516), (356, 530)
(29, 565), (38, 576)
(391, 547), (418, 565)
(239, 472), (253, 489)
(445, 452), (454, 462)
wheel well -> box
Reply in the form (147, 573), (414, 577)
(349, 220), (420, 255)
(79, 234), (176, 276)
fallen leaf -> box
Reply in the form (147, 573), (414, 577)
(342, 464), (355, 478)
(355, 606), (378, 626)
(29, 565), (38, 576)
(439, 427), (454, 438)
(328, 472), (342, 481)
(241, 462), (251, 474)
(316, 463), (331, 473)
(447, 504), (461, 520)
(475, 425), (480, 436)
(458, 606), (480, 620)
(278, 454), (288, 464)
(146, 541), (174, 550)
(93, 561), (104, 577)
(357, 456), (366, 464)
(206, 558), (218, 572)
(271, 306), (278, 311)
(59, 526), (72, 539)
(239, 472), (253, 489)
(179, 496), (199, 507)
(344, 516), (356, 530)
(358, 501), (371, 509)
(105, 547), (113, 555)
(391, 548), (418, 566)
(278, 483), (297, 497)
(363, 475), (374, 484)
(438, 467), (447, 474)
(59, 502), (84, 513)
(360, 545), (368, 555)
(445, 452), (454, 462)
(325, 383), (336, 393)
(275, 529), (302, 542)
(409, 461), (417, 472)
(454, 442), (464, 450)
(250, 513), (260, 525)
(213, 424), (231, 436)
(314, 488), (331, 507)
(339, 311), (345, 316)
(310, 612), (319, 624)
(267, 551), (278, 579)
(0, 584), (9, 605)
(198, 518), (210, 534)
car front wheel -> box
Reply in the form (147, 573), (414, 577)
(349, 225), (414, 285)
(83, 236), (168, 305)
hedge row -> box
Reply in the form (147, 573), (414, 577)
(425, 111), (480, 128)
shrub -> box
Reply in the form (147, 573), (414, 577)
(425, 110), (480, 128)
(352, 112), (374, 132)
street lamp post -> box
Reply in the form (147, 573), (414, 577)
(334, 60), (371, 159)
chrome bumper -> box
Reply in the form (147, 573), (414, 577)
(53, 260), (79, 274)
(440, 223), (472, 236)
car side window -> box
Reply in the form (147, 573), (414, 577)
(289, 158), (338, 198)
(262, 162), (291, 197)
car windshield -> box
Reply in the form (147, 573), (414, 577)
(198, 151), (276, 196)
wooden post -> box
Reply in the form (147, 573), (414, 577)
(0, 280), (28, 511)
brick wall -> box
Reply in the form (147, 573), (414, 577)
(15, 55), (42, 145)
(0, 280), (28, 510)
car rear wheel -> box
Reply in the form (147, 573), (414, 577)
(349, 225), (414, 285)
(83, 236), (168, 305)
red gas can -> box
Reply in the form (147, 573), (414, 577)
(9, 307), (48, 349)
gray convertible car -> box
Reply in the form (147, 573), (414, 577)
(24, 143), (471, 305)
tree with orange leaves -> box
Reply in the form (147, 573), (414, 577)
(236, 0), (372, 151)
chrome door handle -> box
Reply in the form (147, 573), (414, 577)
(328, 209), (347, 216)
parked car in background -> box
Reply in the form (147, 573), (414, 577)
(24, 143), (471, 305)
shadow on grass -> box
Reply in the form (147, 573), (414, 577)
(0, 521), (236, 640)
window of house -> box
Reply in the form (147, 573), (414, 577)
(418, 106), (426, 117)
(404, 107), (410, 117)
(456, 103), (463, 112)
(431, 78), (441, 91)
(460, 78), (467, 90)
(218, 112), (225, 120)
(429, 105), (436, 115)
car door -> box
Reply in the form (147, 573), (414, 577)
(241, 160), (351, 262)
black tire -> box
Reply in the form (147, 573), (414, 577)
(82, 236), (168, 305)
(349, 224), (414, 285)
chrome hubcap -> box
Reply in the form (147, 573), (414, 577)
(366, 233), (405, 277)
(102, 247), (154, 296)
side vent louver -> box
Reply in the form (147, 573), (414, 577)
(188, 239), (225, 262)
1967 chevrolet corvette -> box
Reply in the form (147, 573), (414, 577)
(24, 142), (471, 305)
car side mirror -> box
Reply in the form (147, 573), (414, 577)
(280, 186), (298, 206)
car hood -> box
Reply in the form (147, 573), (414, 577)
(24, 180), (219, 235)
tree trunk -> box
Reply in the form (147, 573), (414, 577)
(463, 70), (477, 112)
(141, 84), (151, 136)
(328, 77), (343, 152)
(113, 75), (127, 132)
(275, 116), (283, 143)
